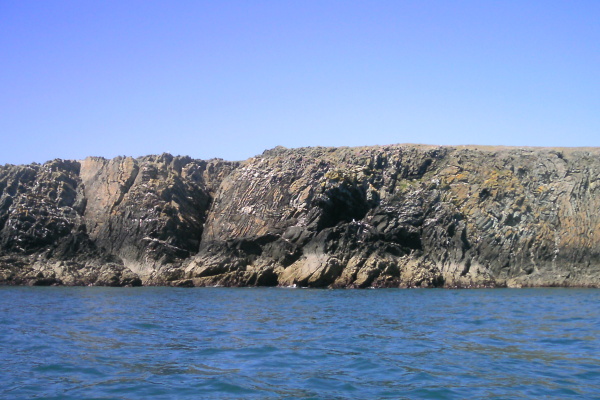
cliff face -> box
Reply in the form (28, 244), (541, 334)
(1, 145), (600, 287)
(0, 154), (237, 286)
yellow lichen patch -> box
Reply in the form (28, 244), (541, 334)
(324, 168), (361, 184)
(480, 169), (523, 198)
(439, 166), (461, 176)
(454, 173), (470, 183)
(449, 184), (471, 208)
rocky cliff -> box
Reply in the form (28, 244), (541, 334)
(1, 145), (599, 288)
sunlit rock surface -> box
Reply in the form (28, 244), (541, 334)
(2, 145), (600, 287)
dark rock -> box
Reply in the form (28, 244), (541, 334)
(2, 145), (600, 288)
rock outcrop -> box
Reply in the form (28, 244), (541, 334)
(2, 145), (600, 287)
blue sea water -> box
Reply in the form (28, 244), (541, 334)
(1, 287), (599, 399)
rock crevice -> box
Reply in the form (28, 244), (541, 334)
(2, 144), (600, 288)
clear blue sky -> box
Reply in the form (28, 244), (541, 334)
(1, 1), (599, 164)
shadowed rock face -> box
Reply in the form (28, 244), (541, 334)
(0, 154), (237, 286)
(1, 145), (600, 287)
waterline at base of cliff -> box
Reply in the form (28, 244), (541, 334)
(2, 144), (600, 288)
(3, 287), (600, 399)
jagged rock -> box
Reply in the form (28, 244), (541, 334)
(1, 145), (600, 287)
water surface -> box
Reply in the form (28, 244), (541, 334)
(1, 287), (599, 399)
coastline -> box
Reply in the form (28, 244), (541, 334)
(2, 144), (600, 288)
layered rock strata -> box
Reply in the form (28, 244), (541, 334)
(1, 145), (599, 288)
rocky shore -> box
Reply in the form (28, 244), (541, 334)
(2, 144), (600, 288)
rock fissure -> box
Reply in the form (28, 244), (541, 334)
(2, 144), (600, 287)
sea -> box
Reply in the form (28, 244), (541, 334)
(1, 287), (599, 399)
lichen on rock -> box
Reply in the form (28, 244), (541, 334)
(2, 144), (600, 287)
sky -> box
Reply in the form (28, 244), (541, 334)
(1, 1), (599, 165)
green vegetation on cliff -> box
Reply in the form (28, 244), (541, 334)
(2, 145), (600, 287)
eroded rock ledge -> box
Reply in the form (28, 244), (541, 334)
(2, 145), (600, 288)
